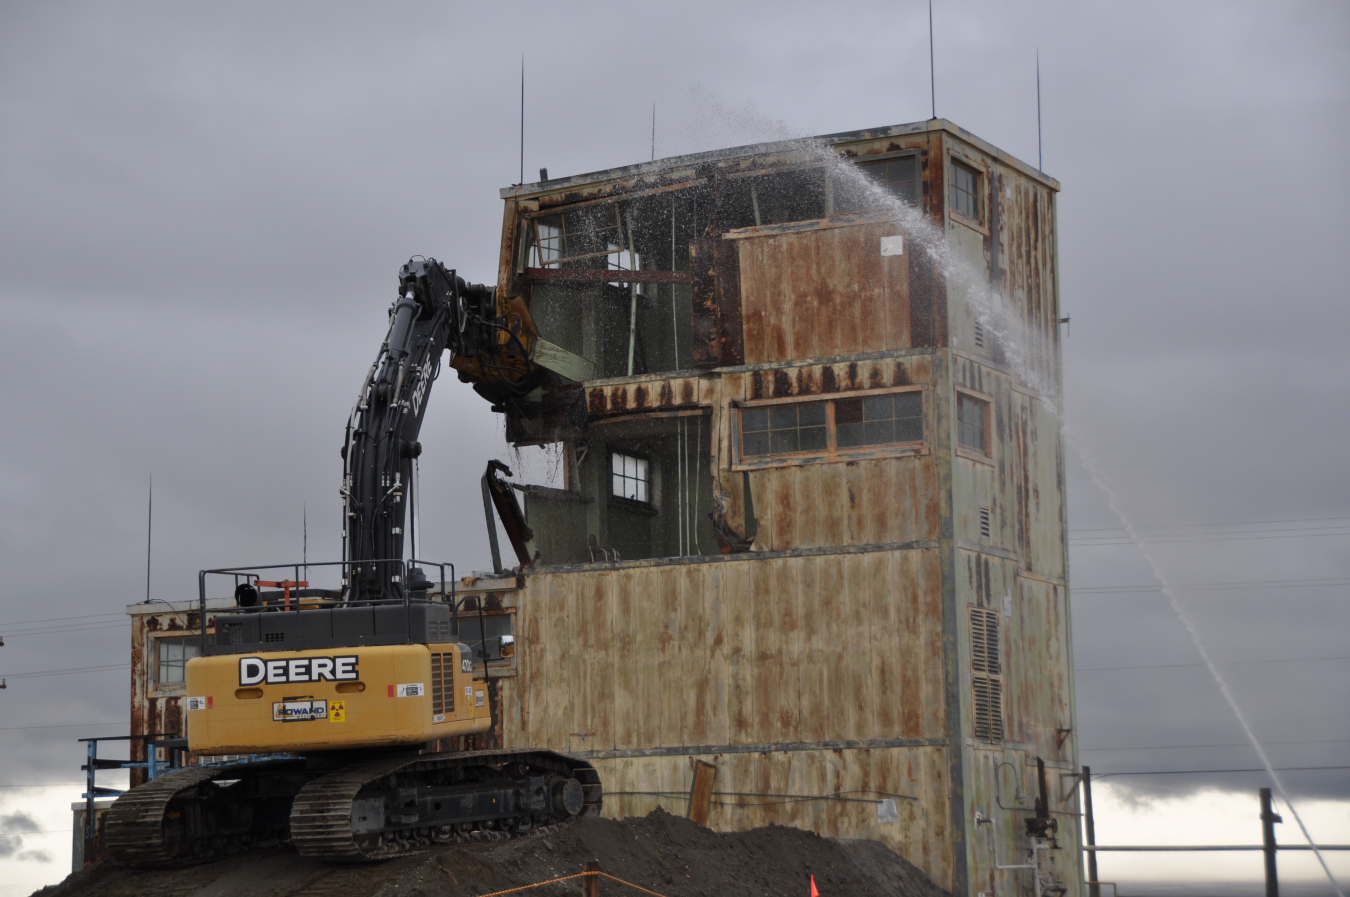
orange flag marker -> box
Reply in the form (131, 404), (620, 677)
(810, 874), (819, 897)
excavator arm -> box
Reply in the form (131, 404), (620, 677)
(340, 258), (541, 602)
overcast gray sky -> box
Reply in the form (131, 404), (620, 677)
(1, 1), (1347, 892)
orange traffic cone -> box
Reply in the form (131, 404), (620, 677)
(810, 874), (819, 897)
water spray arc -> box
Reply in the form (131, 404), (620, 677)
(779, 137), (1342, 893)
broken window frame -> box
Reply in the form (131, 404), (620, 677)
(732, 386), (928, 471)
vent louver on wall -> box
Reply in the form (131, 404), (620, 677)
(979, 506), (991, 540)
(970, 607), (1004, 742)
(974, 320), (985, 349)
(431, 653), (454, 716)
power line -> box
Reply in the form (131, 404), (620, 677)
(0, 612), (125, 627)
(1090, 766), (1350, 779)
(1071, 514), (1350, 534)
(1074, 576), (1350, 596)
(0, 664), (129, 680)
(0, 724), (126, 729)
(1076, 655), (1350, 672)
(1082, 739), (1350, 752)
(1071, 528), (1350, 548)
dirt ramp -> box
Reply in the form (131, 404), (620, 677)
(35, 808), (949, 897)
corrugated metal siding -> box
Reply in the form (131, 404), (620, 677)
(595, 747), (953, 891)
(503, 550), (945, 751)
(733, 220), (912, 364)
(502, 548), (949, 878)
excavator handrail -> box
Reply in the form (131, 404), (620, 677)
(196, 559), (454, 654)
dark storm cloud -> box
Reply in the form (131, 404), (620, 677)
(1, 0), (1347, 826)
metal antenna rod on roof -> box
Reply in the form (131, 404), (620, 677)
(929, 0), (936, 120)
(145, 476), (152, 604)
(1036, 49), (1043, 171)
(519, 56), (525, 185)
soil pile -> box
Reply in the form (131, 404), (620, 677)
(37, 809), (949, 897)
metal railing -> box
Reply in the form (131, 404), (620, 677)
(197, 559), (458, 652)
(78, 733), (182, 864)
(1082, 768), (1349, 897)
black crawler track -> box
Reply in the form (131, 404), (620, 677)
(290, 748), (602, 862)
(104, 749), (601, 869)
(105, 759), (313, 868)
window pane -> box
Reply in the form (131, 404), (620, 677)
(895, 415), (923, 443)
(799, 426), (828, 452)
(836, 421), (864, 448)
(862, 395), (892, 421)
(613, 472), (625, 495)
(743, 431), (770, 456)
(798, 402), (827, 427)
(770, 429), (800, 454)
(834, 397), (863, 425)
(894, 392), (922, 418)
(769, 404), (798, 430)
(742, 407), (768, 432)
(863, 420), (894, 445)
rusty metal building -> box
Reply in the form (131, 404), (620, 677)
(125, 119), (1078, 894)
(480, 118), (1079, 894)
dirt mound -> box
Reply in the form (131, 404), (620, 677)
(36, 809), (949, 897)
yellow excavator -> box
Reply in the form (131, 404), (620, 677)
(105, 259), (599, 867)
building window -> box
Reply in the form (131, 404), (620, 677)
(832, 154), (919, 213)
(457, 613), (516, 671)
(155, 636), (201, 686)
(957, 393), (989, 455)
(611, 452), (650, 503)
(970, 607), (1004, 742)
(861, 156), (919, 205)
(741, 401), (828, 457)
(835, 393), (923, 448)
(951, 161), (981, 221)
(739, 390), (925, 463)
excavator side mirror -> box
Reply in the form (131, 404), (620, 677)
(234, 583), (259, 608)
(498, 634), (515, 658)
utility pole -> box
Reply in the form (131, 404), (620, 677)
(1083, 765), (1100, 897)
(1260, 787), (1281, 896)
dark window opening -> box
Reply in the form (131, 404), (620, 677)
(739, 391), (926, 462)
(524, 189), (702, 379)
(951, 161), (982, 221)
(457, 614), (515, 670)
(522, 416), (714, 565)
(957, 393), (988, 455)
(721, 168), (828, 230)
(833, 155), (920, 213)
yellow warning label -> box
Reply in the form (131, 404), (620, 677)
(329, 700), (346, 723)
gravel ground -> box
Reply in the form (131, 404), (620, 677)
(36, 808), (949, 897)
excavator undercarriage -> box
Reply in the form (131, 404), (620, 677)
(108, 749), (601, 868)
